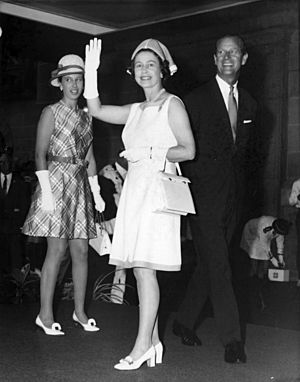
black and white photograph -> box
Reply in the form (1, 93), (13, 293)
(0, 1), (299, 381)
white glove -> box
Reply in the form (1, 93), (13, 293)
(119, 147), (168, 165)
(119, 147), (150, 163)
(88, 175), (105, 212)
(289, 178), (300, 207)
(36, 170), (55, 213)
(84, 38), (102, 99)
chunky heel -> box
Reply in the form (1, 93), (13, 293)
(114, 346), (155, 370)
(154, 342), (163, 364)
(147, 353), (156, 367)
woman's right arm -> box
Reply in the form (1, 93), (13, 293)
(87, 98), (131, 125)
(84, 38), (131, 126)
(35, 107), (54, 170)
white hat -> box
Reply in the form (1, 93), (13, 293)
(50, 54), (84, 87)
(130, 38), (177, 76)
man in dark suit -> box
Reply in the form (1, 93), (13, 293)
(0, 148), (31, 276)
(173, 35), (257, 363)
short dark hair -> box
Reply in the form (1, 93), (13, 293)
(127, 49), (171, 82)
(216, 35), (247, 55)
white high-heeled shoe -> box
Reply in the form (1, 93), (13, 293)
(72, 312), (100, 332)
(154, 342), (163, 364)
(114, 346), (156, 370)
(35, 316), (65, 336)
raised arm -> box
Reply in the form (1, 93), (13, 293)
(84, 38), (131, 125)
(166, 97), (195, 162)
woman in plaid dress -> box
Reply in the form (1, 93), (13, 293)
(23, 54), (105, 335)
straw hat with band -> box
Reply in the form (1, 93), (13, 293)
(50, 54), (85, 87)
(128, 38), (177, 76)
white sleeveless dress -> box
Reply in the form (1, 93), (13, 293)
(109, 95), (181, 271)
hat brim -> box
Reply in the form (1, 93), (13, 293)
(50, 69), (84, 87)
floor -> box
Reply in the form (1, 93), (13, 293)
(1, 244), (300, 382)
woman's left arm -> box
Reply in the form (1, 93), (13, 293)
(85, 144), (97, 176)
(166, 97), (195, 162)
(86, 144), (106, 212)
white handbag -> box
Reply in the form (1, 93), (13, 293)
(89, 213), (112, 256)
(153, 163), (196, 216)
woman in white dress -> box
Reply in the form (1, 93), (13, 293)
(84, 38), (195, 370)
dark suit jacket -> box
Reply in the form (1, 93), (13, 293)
(183, 78), (257, 219)
(0, 173), (31, 235)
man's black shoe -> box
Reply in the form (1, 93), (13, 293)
(224, 340), (247, 363)
(172, 319), (202, 346)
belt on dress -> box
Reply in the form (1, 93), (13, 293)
(48, 155), (89, 167)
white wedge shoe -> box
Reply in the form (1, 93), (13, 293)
(72, 311), (100, 332)
(35, 316), (65, 336)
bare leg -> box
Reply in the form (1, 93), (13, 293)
(152, 316), (160, 346)
(39, 237), (68, 327)
(69, 238), (89, 323)
(128, 267), (160, 360)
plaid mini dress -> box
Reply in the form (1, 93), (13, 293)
(22, 101), (97, 239)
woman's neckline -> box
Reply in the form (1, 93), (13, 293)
(60, 99), (79, 112)
(146, 88), (166, 103)
(141, 88), (167, 110)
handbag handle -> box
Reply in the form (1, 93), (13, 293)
(95, 211), (105, 227)
(175, 163), (182, 176)
(162, 159), (182, 176)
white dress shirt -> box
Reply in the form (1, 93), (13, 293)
(216, 74), (239, 110)
(1, 172), (12, 193)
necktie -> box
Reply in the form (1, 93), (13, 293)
(2, 174), (7, 194)
(228, 85), (238, 141)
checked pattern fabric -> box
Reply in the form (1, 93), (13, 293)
(23, 101), (97, 239)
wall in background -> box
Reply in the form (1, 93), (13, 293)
(0, 0), (299, 274)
